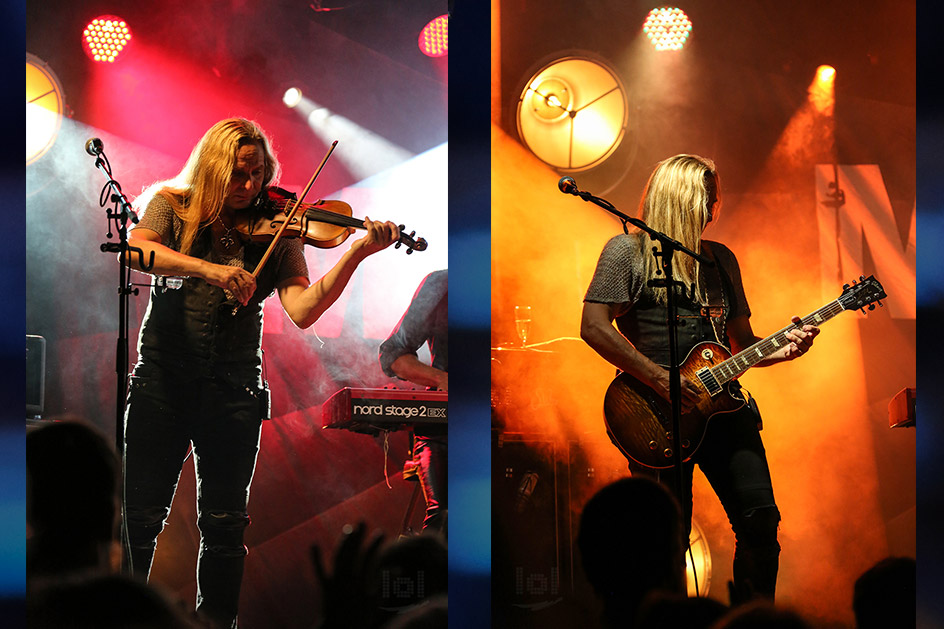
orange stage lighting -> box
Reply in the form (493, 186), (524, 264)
(26, 53), (65, 165)
(816, 64), (836, 83)
(809, 64), (836, 114)
(82, 15), (132, 63)
(516, 56), (628, 172)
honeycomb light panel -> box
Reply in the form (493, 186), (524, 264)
(419, 14), (448, 57)
(83, 16), (132, 63)
(643, 7), (692, 51)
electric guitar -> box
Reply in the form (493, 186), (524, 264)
(603, 275), (886, 469)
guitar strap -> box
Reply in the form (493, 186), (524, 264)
(700, 242), (764, 430)
(699, 242), (728, 346)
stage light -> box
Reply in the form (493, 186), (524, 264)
(525, 77), (573, 123)
(516, 56), (628, 172)
(82, 15), (132, 63)
(642, 7), (693, 51)
(283, 87), (303, 108)
(419, 14), (448, 57)
(816, 64), (836, 83)
(686, 519), (712, 597)
(809, 64), (836, 114)
(26, 53), (65, 165)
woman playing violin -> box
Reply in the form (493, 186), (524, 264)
(123, 117), (399, 628)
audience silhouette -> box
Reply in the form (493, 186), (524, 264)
(311, 523), (447, 629)
(27, 417), (121, 581)
(853, 556), (915, 629)
(708, 599), (810, 629)
(27, 417), (206, 627)
(577, 476), (687, 628)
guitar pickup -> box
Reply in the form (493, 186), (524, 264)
(696, 367), (722, 397)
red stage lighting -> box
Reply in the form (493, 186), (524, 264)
(642, 7), (693, 51)
(418, 14), (448, 57)
(82, 16), (132, 63)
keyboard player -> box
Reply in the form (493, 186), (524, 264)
(378, 270), (448, 536)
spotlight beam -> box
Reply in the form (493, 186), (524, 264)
(290, 96), (413, 180)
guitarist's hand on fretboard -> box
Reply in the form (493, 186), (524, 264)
(767, 315), (820, 363)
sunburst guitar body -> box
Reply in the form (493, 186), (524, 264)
(602, 275), (886, 469)
(604, 342), (745, 469)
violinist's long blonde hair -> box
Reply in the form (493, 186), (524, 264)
(638, 154), (719, 306)
(136, 118), (281, 255)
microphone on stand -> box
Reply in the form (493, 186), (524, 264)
(558, 176), (580, 196)
(85, 137), (105, 156)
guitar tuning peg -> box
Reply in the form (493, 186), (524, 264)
(406, 247), (414, 255)
(394, 241), (402, 249)
(843, 283), (850, 291)
(859, 275), (866, 282)
(877, 300), (884, 307)
(868, 303), (876, 311)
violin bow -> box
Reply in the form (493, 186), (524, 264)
(248, 140), (338, 279)
(230, 141), (337, 316)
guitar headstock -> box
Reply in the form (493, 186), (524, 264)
(395, 225), (428, 255)
(838, 275), (886, 313)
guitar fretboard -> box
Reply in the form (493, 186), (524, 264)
(709, 299), (846, 385)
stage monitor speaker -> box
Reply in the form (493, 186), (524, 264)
(26, 335), (45, 419)
(492, 431), (568, 626)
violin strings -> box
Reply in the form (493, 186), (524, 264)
(303, 207), (364, 229)
(273, 199), (364, 229)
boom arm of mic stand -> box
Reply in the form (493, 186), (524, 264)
(571, 191), (714, 267)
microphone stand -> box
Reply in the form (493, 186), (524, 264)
(88, 141), (153, 574)
(562, 182), (713, 503)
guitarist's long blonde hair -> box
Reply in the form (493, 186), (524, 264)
(638, 154), (719, 306)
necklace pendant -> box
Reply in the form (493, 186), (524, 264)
(220, 233), (236, 250)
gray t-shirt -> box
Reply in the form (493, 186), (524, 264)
(585, 232), (750, 360)
(585, 233), (749, 316)
(136, 193), (309, 291)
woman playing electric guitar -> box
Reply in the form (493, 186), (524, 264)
(580, 154), (820, 601)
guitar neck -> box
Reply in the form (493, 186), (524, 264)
(710, 299), (846, 385)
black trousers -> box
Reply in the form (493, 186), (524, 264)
(123, 363), (264, 629)
(414, 433), (447, 535)
(627, 405), (781, 599)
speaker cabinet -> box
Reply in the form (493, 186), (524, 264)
(492, 431), (567, 626)
(26, 335), (46, 419)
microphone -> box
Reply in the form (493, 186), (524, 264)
(85, 137), (104, 156)
(558, 176), (579, 196)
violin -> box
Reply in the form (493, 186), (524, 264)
(230, 141), (425, 317)
(236, 186), (428, 254)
